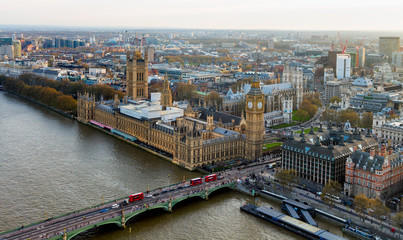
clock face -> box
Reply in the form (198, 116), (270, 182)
(257, 102), (263, 109)
(248, 101), (253, 109)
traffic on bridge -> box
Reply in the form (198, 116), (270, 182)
(0, 159), (277, 240)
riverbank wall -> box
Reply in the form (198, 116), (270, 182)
(2, 90), (197, 172)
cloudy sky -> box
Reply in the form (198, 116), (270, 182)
(1, 0), (402, 31)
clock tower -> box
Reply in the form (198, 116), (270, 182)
(245, 73), (265, 160)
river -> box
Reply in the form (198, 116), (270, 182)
(0, 91), (353, 239)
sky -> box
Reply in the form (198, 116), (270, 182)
(1, 0), (403, 31)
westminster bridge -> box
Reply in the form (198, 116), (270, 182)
(0, 159), (279, 240)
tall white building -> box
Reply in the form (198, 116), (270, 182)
(358, 48), (366, 68)
(268, 39), (274, 49)
(336, 54), (351, 80)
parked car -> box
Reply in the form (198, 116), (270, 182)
(111, 204), (119, 209)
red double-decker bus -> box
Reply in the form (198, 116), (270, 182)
(190, 178), (202, 186)
(205, 174), (217, 182)
(128, 192), (144, 202)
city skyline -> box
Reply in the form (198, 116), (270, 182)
(1, 0), (403, 31)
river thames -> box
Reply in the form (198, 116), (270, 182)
(0, 91), (353, 239)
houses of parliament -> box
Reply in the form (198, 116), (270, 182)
(77, 50), (265, 170)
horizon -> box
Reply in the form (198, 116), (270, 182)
(1, 0), (403, 32)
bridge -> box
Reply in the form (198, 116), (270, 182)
(0, 160), (272, 240)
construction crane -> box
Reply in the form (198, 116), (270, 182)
(355, 37), (365, 67)
(338, 32), (348, 54)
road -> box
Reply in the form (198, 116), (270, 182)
(258, 170), (402, 240)
(0, 159), (275, 240)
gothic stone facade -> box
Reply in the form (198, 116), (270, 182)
(77, 94), (263, 170)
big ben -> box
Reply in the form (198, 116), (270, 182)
(245, 73), (265, 160)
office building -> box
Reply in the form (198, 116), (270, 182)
(336, 54), (351, 80)
(344, 147), (403, 200)
(392, 52), (403, 67)
(379, 37), (400, 60)
(0, 45), (14, 59)
(324, 81), (340, 103)
(373, 114), (403, 145)
(12, 41), (21, 58)
(323, 67), (334, 84)
(0, 37), (12, 46)
(282, 123), (378, 185)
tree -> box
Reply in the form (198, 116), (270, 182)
(354, 194), (369, 219)
(339, 109), (359, 126)
(368, 197), (389, 221)
(304, 93), (322, 108)
(293, 109), (309, 123)
(176, 83), (197, 101)
(321, 180), (342, 207)
(360, 112), (373, 129)
(321, 109), (338, 123)
(205, 91), (223, 108)
(300, 99), (318, 118)
(275, 169), (298, 191)
(387, 114), (399, 120)
(393, 212), (403, 229)
(329, 96), (341, 103)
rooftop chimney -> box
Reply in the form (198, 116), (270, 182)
(339, 134), (345, 146)
(329, 138), (334, 149)
(300, 128), (305, 137)
(309, 125), (314, 134)
(388, 147), (393, 156)
(370, 147), (375, 157)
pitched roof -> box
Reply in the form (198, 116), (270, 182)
(199, 108), (242, 125)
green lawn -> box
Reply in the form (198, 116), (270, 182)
(263, 142), (283, 150)
(269, 122), (298, 129)
(294, 127), (319, 134)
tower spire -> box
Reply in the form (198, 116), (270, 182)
(161, 71), (172, 107)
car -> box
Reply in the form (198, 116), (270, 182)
(145, 194), (153, 198)
(218, 176), (224, 180)
(380, 215), (387, 220)
(316, 192), (322, 196)
(152, 192), (160, 196)
(161, 190), (168, 194)
(295, 199), (300, 202)
(184, 184), (190, 188)
(120, 200), (128, 206)
(100, 208), (110, 213)
(111, 204), (119, 209)
(177, 186), (184, 189)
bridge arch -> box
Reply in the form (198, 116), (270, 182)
(170, 194), (206, 210)
(67, 220), (121, 240)
(124, 204), (169, 225)
(205, 183), (235, 198)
